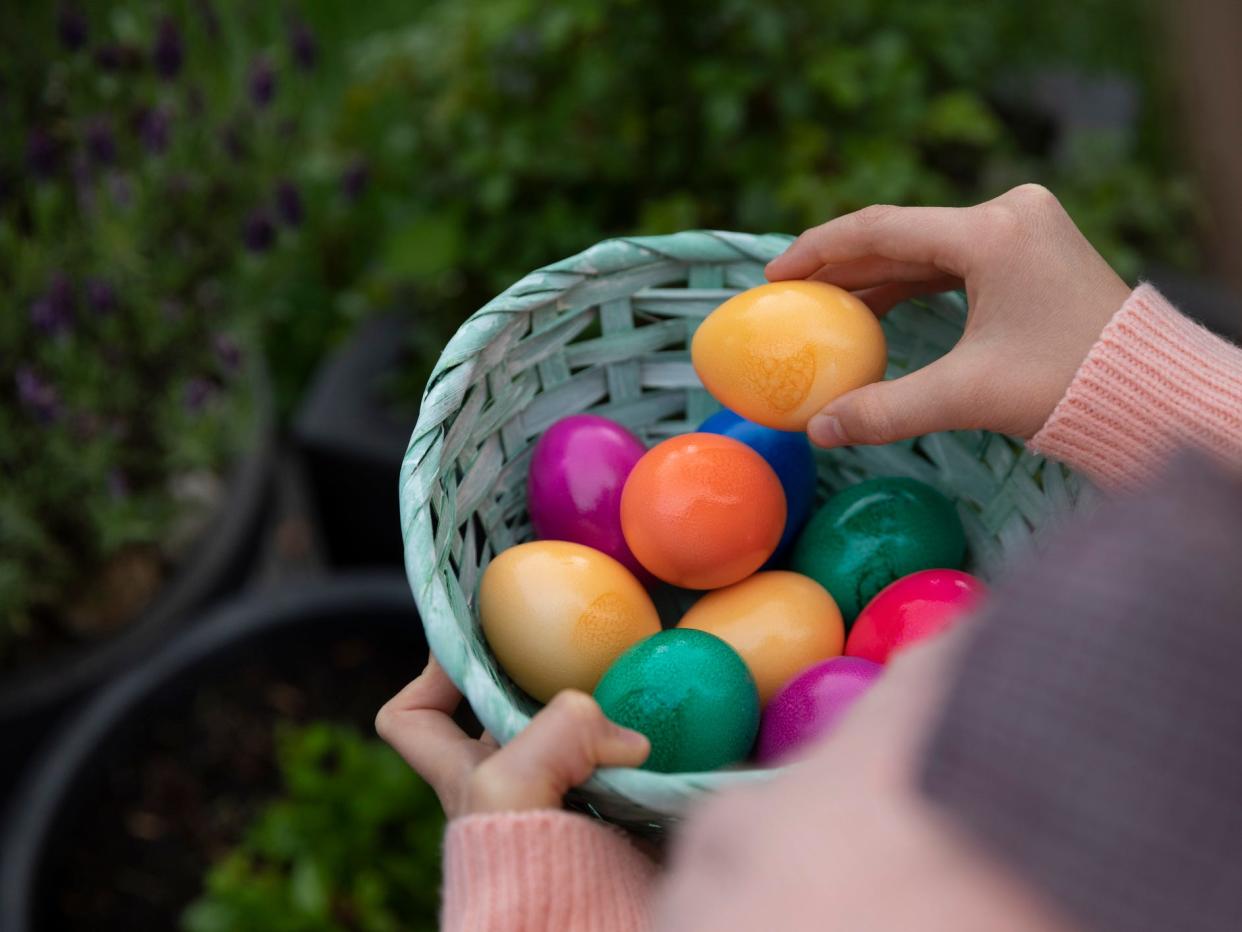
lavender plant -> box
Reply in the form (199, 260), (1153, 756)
(0, 4), (327, 665)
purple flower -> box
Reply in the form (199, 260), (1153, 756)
(275, 180), (302, 226)
(214, 333), (242, 372)
(243, 209), (275, 252)
(184, 377), (215, 412)
(16, 367), (61, 423)
(139, 105), (171, 153)
(107, 468), (129, 499)
(340, 156), (369, 201)
(57, 4), (88, 51)
(87, 277), (117, 315)
(26, 128), (60, 178)
(152, 17), (183, 79)
(248, 56), (276, 108)
(30, 272), (76, 335)
(287, 16), (317, 70)
(85, 117), (116, 165)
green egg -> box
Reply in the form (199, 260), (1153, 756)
(593, 629), (759, 773)
(790, 476), (966, 624)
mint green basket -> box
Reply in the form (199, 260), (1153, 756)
(398, 231), (1091, 832)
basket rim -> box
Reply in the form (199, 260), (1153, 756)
(398, 231), (799, 815)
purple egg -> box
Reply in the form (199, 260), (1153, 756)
(757, 656), (882, 764)
(527, 414), (649, 581)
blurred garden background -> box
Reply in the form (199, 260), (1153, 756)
(0, 0), (1221, 929)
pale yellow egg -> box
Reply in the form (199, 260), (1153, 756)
(479, 540), (661, 703)
(691, 281), (887, 431)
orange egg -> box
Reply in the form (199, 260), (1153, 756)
(479, 540), (661, 703)
(678, 571), (844, 705)
(620, 433), (785, 589)
(691, 281), (887, 431)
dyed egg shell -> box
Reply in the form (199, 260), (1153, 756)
(845, 569), (986, 664)
(691, 281), (887, 431)
(698, 408), (817, 562)
(677, 571), (844, 705)
(620, 433), (785, 589)
(791, 477), (966, 623)
(594, 629), (759, 773)
(479, 541), (661, 703)
(528, 414), (649, 581)
(756, 657), (883, 764)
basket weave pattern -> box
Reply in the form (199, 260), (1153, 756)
(399, 231), (1090, 830)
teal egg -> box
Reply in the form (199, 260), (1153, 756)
(593, 629), (759, 773)
(790, 477), (966, 624)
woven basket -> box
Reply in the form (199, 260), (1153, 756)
(399, 230), (1092, 833)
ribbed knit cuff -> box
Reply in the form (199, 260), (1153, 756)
(441, 810), (655, 932)
(1029, 283), (1242, 489)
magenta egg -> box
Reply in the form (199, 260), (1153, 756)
(527, 414), (649, 581)
(756, 656), (882, 764)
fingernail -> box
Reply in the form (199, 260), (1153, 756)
(616, 726), (649, 749)
(808, 413), (848, 448)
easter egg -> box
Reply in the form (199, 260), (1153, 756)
(845, 569), (986, 664)
(699, 408), (817, 562)
(677, 571), (844, 705)
(620, 433), (785, 589)
(691, 281), (887, 431)
(756, 657), (882, 764)
(791, 477), (966, 623)
(528, 414), (649, 580)
(594, 629), (760, 773)
(479, 541), (661, 703)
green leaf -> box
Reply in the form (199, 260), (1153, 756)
(920, 91), (1003, 146)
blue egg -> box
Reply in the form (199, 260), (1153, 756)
(699, 407), (817, 562)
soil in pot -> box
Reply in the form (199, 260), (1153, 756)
(33, 621), (439, 931)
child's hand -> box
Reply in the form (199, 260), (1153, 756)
(376, 658), (650, 819)
(765, 184), (1132, 448)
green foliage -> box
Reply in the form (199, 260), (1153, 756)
(339, 0), (1196, 314)
(182, 723), (444, 932)
(0, 0), (1200, 652)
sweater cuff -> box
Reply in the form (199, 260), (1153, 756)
(1029, 283), (1242, 489)
(441, 810), (655, 932)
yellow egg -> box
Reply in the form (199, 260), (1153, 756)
(691, 281), (887, 431)
(677, 571), (844, 705)
(479, 540), (661, 703)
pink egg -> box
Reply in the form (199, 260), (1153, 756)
(845, 569), (987, 664)
(756, 657), (882, 764)
(527, 414), (649, 580)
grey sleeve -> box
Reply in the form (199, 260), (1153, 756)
(919, 452), (1242, 932)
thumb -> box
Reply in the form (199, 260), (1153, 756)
(807, 352), (976, 448)
(464, 690), (650, 814)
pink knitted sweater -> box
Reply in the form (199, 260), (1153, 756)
(440, 285), (1242, 931)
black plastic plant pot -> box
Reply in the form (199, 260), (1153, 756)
(293, 313), (417, 568)
(0, 383), (276, 800)
(0, 573), (428, 932)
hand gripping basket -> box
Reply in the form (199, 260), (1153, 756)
(398, 231), (1091, 832)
